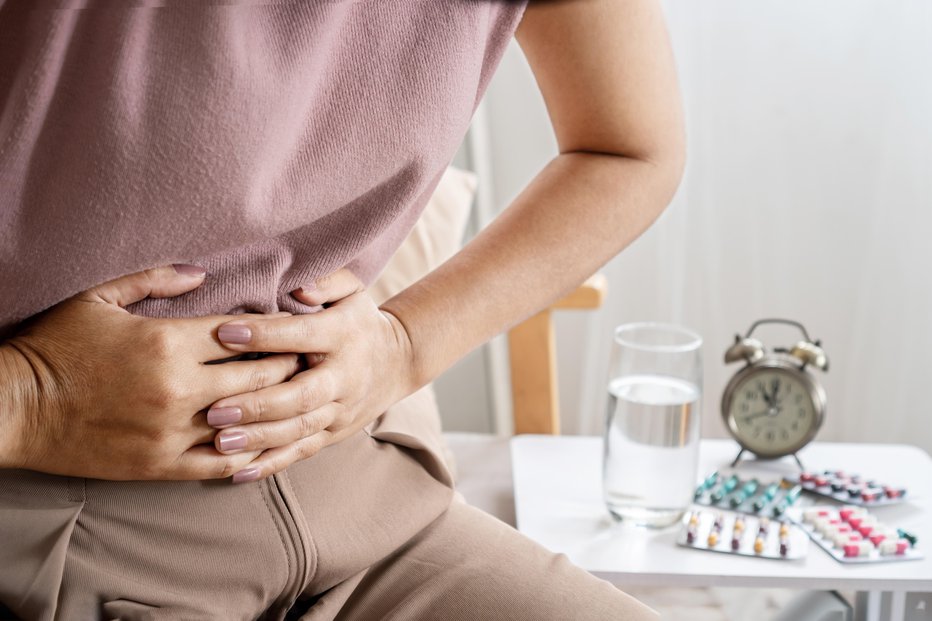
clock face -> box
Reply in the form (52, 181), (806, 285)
(727, 368), (818, 456)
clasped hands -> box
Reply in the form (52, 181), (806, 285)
(2, 265), (415, 483)
(207, 269), (414, 483)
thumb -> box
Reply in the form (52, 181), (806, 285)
(82, 264), (207, 308)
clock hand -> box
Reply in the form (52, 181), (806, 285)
(758, 381), (773, 406)
(743, 410), (772, 422)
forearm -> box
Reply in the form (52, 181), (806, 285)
(381, 149), (683, 390)
(0, 343), (35, 469)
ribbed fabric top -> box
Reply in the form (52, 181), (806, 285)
(0, 0), (526, 340)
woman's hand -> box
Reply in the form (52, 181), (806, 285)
(207, 269), (416, 483)
(1, 264), (301, 480)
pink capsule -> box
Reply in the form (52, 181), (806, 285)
(861, 490), (881, 502)
(896, 540), (909, 555)
(858, 525), (874, 537)
(844, 543), (861, 558)
(800, 472), (816, 482)
(869, 534), (886, 546)
(815, 476), (829, 487)
(839, 508), (857, 521)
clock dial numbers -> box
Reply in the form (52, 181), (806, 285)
(728, 369), (815, 455)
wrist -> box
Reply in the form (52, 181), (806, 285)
(0, 342), (39, 469)
(378, 305), (425, 398)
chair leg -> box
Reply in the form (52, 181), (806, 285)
(508, 310), (560, 435)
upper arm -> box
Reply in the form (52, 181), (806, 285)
(515, 0), (685, 167)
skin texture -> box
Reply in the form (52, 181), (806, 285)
(0, 0), (685, 482)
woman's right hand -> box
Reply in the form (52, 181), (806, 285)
(0, 264), (301, 481)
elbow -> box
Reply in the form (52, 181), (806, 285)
(643, 124), (687, 215)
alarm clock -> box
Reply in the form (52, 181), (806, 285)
(721, 319), (829, 468)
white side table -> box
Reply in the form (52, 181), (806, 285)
(512, 436), (932, 621)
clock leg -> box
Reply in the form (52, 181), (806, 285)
(730, 448), (746, 468)
(792, 453), (805, 471)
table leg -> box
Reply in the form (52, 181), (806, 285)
(855, 592), (882, 621)
(855, 591), (912, 621)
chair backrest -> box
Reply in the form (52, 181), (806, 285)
(507, 274), (607, 435)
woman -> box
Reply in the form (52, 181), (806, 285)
(0, 0), (684, 618)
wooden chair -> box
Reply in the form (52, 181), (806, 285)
(507, 274), (607, 436)
(444, 274), (608, 525)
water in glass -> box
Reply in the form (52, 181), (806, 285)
(604, 373), (701, 527)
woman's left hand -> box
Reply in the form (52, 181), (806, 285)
(207, 269), (416, 483)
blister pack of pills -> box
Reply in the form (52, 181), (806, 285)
(790, 506), (922, 564)
(676, 509), (809, 560)
(693, 471), (803, 518)
(787, 470), (908, 506)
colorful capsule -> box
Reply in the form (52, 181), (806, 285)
(753, 537), (765, 554)
(752, 483), (779, 512)
(730, 479), (760, 508)
(710, 475), (739, 503)
(897, 529), (918, 547)
(694, 471), (720, 499)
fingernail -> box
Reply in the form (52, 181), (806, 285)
(172, 263), (207, 278)
(232, 467), (261, 484)
(218, 323), (251, 344)
(294, 283), (317, 295)
(218, 431), (248, 452)
(207, 406), (242, 427)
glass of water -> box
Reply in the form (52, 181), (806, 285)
(603, 322), (702, 528)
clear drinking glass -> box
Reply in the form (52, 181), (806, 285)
(603, 322), (703, 528)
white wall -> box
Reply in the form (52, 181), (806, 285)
(436, 0), (932, 455)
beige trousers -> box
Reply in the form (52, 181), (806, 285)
(0, 409), (656, 620)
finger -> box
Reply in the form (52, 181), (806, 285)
(81, 264), (207, 308)
(200, 352), (302, 407)
(169, 445), (263, 481)
(214, 403), (340, 455)
(206, 367), (337, 428)
(290, 268), (364, 307)
(229, 430), (335, 483)
(216, 311), (345, 353)
(172, 311), (295, 361)
(183, 410), (222, 446)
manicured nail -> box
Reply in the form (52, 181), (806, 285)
(218, 323), (251, 344)
(218, 431), (247, 452)
(232, 467), (261, 484)
(207, 406), (242, 427)
(294, 283), (317, 296)
(172, 263), (206, 277)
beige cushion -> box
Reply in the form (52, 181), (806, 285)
(369, 166), (476, 305)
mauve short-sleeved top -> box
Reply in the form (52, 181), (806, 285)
(0, 0), (527, 340)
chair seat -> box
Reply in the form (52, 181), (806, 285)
(444, 432), (516, 527)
